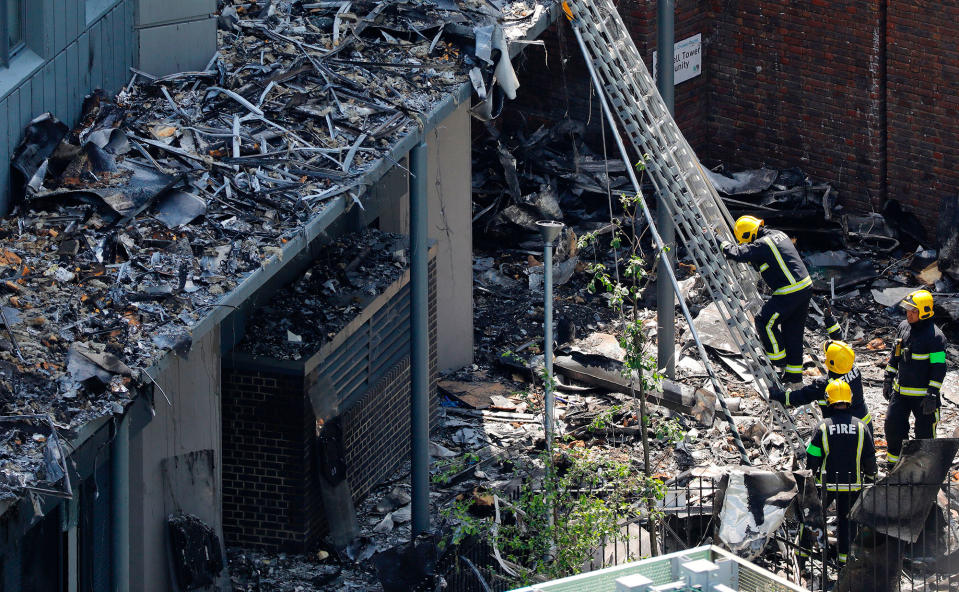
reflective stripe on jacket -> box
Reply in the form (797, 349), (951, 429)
(785, 367), (871, 425)
(806, 411), (877, 491)
(722, 227), (811, 295)
(885, 319), (947, 396)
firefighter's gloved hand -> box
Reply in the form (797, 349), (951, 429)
(921, 388), (940, 415)
(824, 312), (838, 333)
(882, 375), (894, 401)
(719, 241), (733, 258)
(768, 386), (787, 405)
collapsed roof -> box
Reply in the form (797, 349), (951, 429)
(0, 0), (557, 503)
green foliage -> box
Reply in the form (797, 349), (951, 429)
(587, 404), (621, 431)
(654, 418), (686, 444)
(495, 449), (657, 584)
(500, 349), (525, 365)
(431, 452), (480, 485)
(440, 498), (488, 546)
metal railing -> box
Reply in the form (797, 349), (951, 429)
(436, 475), (959, 591)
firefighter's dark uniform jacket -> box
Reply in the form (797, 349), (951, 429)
(806, 410), (877, 491)
(785, 368), (871, 429)
(884, 318), (947, 398)
(722, 228), (812, 296)
(883, 317), (947, 461)
(722, 227), (812, 377)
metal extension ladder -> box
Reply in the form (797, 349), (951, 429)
(563, 0), (806, 459)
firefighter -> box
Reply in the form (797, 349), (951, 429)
(721, 216), (812, 386)
(769, 339), (872, 433)
(882, 289), (947, 464)
(806, 379), (878, 563)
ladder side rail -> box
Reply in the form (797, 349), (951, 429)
(576, 25), (765, 314)
(569, 0), (807, 457)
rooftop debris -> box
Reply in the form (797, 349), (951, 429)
(235, 228), (409, 360)
(0, 0), (553, 500)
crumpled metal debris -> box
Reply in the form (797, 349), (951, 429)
(1, 0), (548, 500)
(704, 167), (778, 195)
(850, 438), (959, 543)
(714, 468), (799, 560)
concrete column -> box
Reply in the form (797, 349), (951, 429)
(426, 104), (474, 372)
(136, 0), (216, 75)
(112, 414), (130, 592)
(410, 142), (430, 537)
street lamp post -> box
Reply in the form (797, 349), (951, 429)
(536, 220), (564, 451)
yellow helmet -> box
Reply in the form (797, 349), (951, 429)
(823, 340), (855, 375)
(901, 289), (934, 320)
(733, 215), (764, 244)
(825, 379), (853, 406)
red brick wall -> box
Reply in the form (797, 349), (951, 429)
(705, 0), (886, 216)
(508, 0), (710, 155)
(508, 1), (955, 236)
(885, 2), (959, 232)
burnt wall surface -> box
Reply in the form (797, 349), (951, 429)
(222, 258), (439, 552)
(706, 0), (886, 219)
(885, 2), (959, 226)
(507, 0), (710, 156)
(510, 1), (955, 238)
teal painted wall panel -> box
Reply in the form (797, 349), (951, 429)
(0, 0), (138, 214)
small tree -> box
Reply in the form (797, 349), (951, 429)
(495, 448), (666, 585)
(577, 155), (676, 554)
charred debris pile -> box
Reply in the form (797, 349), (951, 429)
(231, 121), (959, 589)
(235, 229), (408, 360)
(0, 0), (552, 499)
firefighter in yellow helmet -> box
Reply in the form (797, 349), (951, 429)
(769, 339), (872, 433)
(721, 215), (812, 386)
(882, 289), (947, 464)
(805, 379), (877, 563)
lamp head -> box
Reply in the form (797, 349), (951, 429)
(536, 220), (564, 245)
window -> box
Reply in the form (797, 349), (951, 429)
(1, 0), (24, 67)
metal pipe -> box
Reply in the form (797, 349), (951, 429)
(569, 23), (751, 465)
(656, 0), (675, 113)
(655, 0), (676, 381)
(543, 238), (554, 451)
(112, 414), (130, 592)
(409, 141), (431, 537)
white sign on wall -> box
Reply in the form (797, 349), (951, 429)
(652, 33), (702, 86)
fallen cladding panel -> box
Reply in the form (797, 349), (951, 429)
(137, 18), (217, 77)
(136, 0), (214, 25)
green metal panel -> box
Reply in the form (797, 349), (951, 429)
(29, 75), (43, 121)
(5, 88), (19, 178)
(54, 0), (68, 55)
(66, 0), (80, 45)
(40, 0), (56, 59)
(54, 51), (67, 120)
(123, 0), (133, 82)
(17, 84), (30, 131)
(102, 10), (115, 91)
(41, 61), (56, 117)
(89, 19), (102, 91)
(110, 8), (124, 91)
(66, 41), (80, 123)
(78, 30), (91, 96)
(0, 97), (8, 216)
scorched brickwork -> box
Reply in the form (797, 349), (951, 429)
(222, 257), (438, 552)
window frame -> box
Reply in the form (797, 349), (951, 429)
(1, 0), (26, 68)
